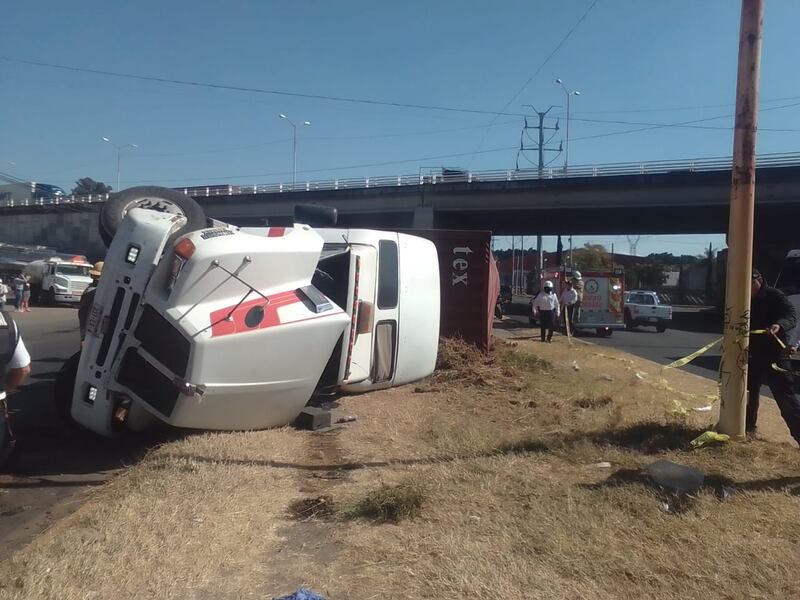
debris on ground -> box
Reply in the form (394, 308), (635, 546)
(692, 405), (714, 412)
(571, 360), (580, 371)
(592, 461), (612, 468)
(288, 496), (335, 520)
(294, 407), (332, 431)
(645, 460), (704, 495)
(689, 431), (730, 449)
(273, 588), (328, 600)
(336, 415), (357, 424)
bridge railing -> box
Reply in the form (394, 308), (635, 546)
(4, 152), (800, 208)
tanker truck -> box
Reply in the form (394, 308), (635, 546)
(23, 256), (93, 305)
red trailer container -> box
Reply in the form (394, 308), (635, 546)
(401, 230), (498, 350)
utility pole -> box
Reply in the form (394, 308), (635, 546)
(719, 0), (764, 439)
(517, 105), (562, 175)
(517, 105), (560, 289)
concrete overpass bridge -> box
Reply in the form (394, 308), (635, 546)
(0, 153), (798, 274)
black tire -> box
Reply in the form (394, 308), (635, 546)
(656, 323), (667, 333)
(596, 328), (613, 338)
(46, 288), (56, 307)
(54, 351), (81, 423)
(624, 310), (635, 331)
(99, 186), (206, 248)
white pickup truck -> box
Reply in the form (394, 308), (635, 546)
(67, 187), (440, 437)
(623, 290), (672, 332)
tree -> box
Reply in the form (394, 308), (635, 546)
(626, 263), (668, 289)
(72, 178), (112, 196)
(572, 243), (612, 270)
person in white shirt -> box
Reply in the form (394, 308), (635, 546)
(560, 280), (579, 336)
(532, 280), (560, 342)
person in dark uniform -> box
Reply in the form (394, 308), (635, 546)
(746, 268), (800, 444)
(78, 261), (103, 343)
(0, 311), (32, 469)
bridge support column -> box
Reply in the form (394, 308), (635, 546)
(412, 206), (434, 229)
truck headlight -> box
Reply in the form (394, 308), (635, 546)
(126, 244), (141, 264)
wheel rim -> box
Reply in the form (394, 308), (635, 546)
(123, 197), (186, 218)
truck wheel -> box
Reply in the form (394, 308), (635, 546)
(54, 351), (81, 423)
(99, 186), (206, 247)
(624, 310), (635, 330)
(596, 327), (613, 338)
(656, 323), (667, 333)
(46, 288), (56, 307)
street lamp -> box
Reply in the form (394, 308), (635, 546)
(279, 114), (311, 186)
(102, 137), (138, 191)
(555, 79), (580, 174)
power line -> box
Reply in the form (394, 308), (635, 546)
(3, 54), (800, 134)
(573, 95), (800, 115)
(0, 55), (528, 118)
(466, 0), (600, 166)
(113, 145), (519, 185)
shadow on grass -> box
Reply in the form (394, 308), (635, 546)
(586, 421), (706, 454)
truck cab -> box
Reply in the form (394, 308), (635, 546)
(775, 250), (800, 347)
(25, 256), (93, 305)
(72, 207), (440, 437)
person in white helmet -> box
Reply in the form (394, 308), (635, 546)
(571, 270), (584, 322)
(532, 280), (560, 342)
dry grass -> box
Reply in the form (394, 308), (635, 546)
(2, 335), (800, 599)
(340, 480), (425, 522)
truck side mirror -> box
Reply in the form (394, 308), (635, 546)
(294, 204), (337, 227)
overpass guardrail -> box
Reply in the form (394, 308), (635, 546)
(3, 151), (800, 209)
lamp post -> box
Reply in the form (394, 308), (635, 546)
(555, 79), (580, 174)
(279, 114), (311, 186)
(102, 137), (137, 191)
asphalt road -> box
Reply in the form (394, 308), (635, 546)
(0, 307), (168, 558)
(500, 308), (723, 381)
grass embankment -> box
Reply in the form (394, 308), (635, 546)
(1, 336), (799, 599)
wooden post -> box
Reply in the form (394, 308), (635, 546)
(718, 0), (764, 438)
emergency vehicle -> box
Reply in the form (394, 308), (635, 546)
(531, 266), (625, 337)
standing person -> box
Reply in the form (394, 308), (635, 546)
(78, 261), (103, 343)
(560, 280), (578, 335)
(532, 280), (560, 342)
(0, 310), (32, 469)
(12, 274), (24, 312)
(20, 275), (31, 313)
(0, 278), (7, 310)
(571, 271), (584, 321)
(746, 268), (800, 445)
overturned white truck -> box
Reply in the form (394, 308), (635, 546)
(70, 187), (440, 437)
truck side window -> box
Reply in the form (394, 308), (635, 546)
(377, 240), (399, 309)
(642, 295), (655, 305)
(373, 320), (396, 383)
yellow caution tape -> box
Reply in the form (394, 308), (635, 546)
(662, 337), (722, 370)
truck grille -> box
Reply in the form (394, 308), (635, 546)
(118, 348), (179, 417)
(134, 305), (190, 378)
(70, 281), (90, 294)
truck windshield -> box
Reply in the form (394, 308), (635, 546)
(775, 256), (800, 295)
(56, 265), (90, 277)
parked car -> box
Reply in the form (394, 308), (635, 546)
(623, 290), (672, 332)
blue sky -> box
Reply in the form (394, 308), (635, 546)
(2, 0), (798, 256)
